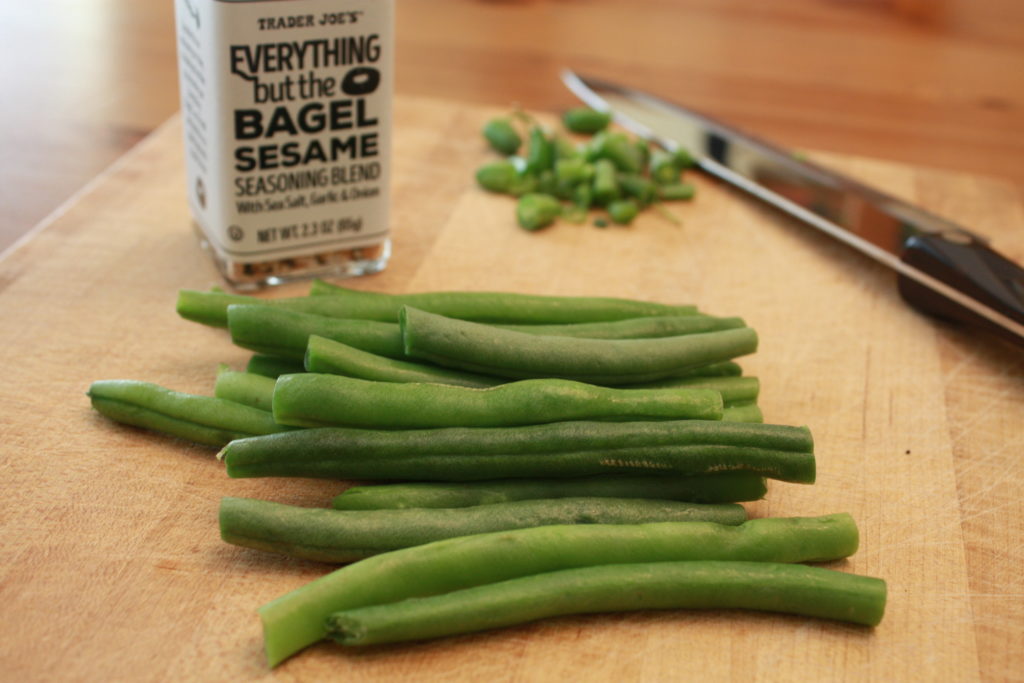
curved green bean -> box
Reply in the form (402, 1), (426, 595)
(326, 561), (886, 646)
(272, 373), (723, 429)
(221, 420), (815, 483)
(308, 281), (699, 323)
(246, 354), (306, 378)
(220, 496), (747, 563)
(400, 306), (758, 385)
(330, 473), (768, 509)
(257, 513), (856, 665)
(227, 305), (404, 361)
(305, 335), (503, 388)
(214, 368), (276, 412)
(88, 379), (290, 447)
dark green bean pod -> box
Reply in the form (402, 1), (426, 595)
(562, 107), (612, 134)
(88, 379), (291, 447)
(326, 561), (886, 646)
(307, 281), (700, 323)
(482, 117), (521, 155)
(305, 335), (503, 388)
(331, 472), (768, 509)
(258, 514), (856, 665)
(271, 373), (723, 429)
(500, 315), (744, 339)
(220, 420), (815, 483)
(524, 127), (554, 174)
(214, 367), (277, 412)
(400, 306), (758, 384)
(246, 354), (306, 378)
(227, 305), (404, 361)
(220, 496), (747, 563)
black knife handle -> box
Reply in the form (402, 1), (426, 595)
(897, 233), (1024, 347)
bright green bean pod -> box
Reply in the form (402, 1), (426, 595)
(516, 192), (562, 231)
(88, 379), (291, 447)
(500, 315), (742, 339)
(220, 496), (747, 563)
(607, 198), (640, 225)
(257, 514), (857, 665)
(722, 403), (764, 423)
(308, 281), (700, 323)
(305, 335), (502, 388)
(626, 376), (759, 405)
(591, 158), (620, 205)
(475, 160), (519, 193)
(524, 127), (555, 175)
(214, 368), (276, 412)
(227, 305), (403, 361)
(271, 373), (723, 429)
(221, 420), (815, 483)
(658, 182), (696, 201)
(482, 117), (521, 155)
(400, 306), (758, 385)
(331, 472), (768, 509)
(326, 561), (886, 646)
(246, 354), (306, 378)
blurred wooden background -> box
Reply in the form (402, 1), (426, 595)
(1, 0), (1022, 254)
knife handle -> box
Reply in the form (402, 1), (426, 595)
(897, 233), (1024, 347)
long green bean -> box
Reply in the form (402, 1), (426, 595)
(330, 473), (768, 509)
(400, 306), (758, 384)
(221, 420), (815, 483)
(309, 280), (699, 323)
(305, 335), (502, 388)
(88, 379), (290, 447)
(500, 315), (745, 339)
(627, 376), (759, 405)
(227, 305), (404, 361)
(326, 561), (886, 646)
(220, 496), (747, 563)
(246, 354), (306, 378)
(257, 514), (856, 665)
(271, 374), (723, 429)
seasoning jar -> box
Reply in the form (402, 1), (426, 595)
(174, 0), (393, 289)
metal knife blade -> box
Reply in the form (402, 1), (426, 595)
(562, 69), (1024, 347)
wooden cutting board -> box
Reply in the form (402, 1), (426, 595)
(1, 94), (1022, 681)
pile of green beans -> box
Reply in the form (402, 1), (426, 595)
(88, 282), (887, 666)
(476, 107), (698, 230)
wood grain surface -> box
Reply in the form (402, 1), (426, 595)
(1, 95), (1022, 681)
(2, 0), (1024, 254)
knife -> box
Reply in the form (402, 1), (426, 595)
(562, 70), (1024, 347)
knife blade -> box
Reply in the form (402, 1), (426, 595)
(561, 69), (1024, 347)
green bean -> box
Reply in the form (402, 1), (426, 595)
(607, 198), (640, 225)
(672, 147), (696, 169)
(214, 367), (276, 412)
(554, 157), (594, 185)
(177, 289), (416, 328)
(675, 360), (743, 378)
(220, 496), (747, 563)
(307, 281), (700, 323)
(722, 403), (764, 423)
(220, 420), (815, 483)
(88, 379), (291, 447)
(524, 127), (555, 175)
(475, 160), (518, 193)
(657, 182), (696, 201)
(331, 472), (768, 509)
(305, 335), (502, 387)
(271, 374), (723, 429)
(501, 315), (745, 339)
(246, 354), (306, 378)
(553, 135), (581, 160)
(400, 306), (758, 385)
(562, 107), (611, 134)
(587, 132), (645, 173)
(482, 117), (521, 155)
(516, 192), (562, 231)
(591, 158), (620, 205)
(227, 305), (403, 361)
(619, 174), (657, 206)
(256, 514), (856, 665)
(626, 376), (759, 405)
(649, 149), (680, 185)
(326, 561), (886, 646)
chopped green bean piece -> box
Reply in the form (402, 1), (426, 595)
(483, 117), (521, 155)
(475, 160), (519, 193)
(607, 199), (640, 225)
(562, 107), (612, 134)
(516, 193), (562, 231)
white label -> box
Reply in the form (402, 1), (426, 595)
(175, 0), (392, 261)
